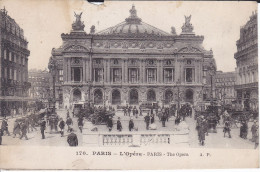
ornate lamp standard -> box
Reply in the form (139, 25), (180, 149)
(48, 57), (58, 113)
(175, 79), (183, 116)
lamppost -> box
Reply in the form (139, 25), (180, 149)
(48, 57), (58, 113)
(175, 79), (183, 116)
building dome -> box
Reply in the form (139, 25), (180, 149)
(97, 5), (170, 36)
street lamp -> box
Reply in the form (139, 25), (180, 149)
(48, 56), (58, 113)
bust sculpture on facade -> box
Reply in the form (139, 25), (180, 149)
(72, 12), (85, 31)
(171, 26), (176, 35)
(181, 15), (194, 33)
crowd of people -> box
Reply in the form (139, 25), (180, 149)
(0, 104), (259, 149)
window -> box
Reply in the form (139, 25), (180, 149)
(166, 60), (171, 65)
(147, 68), (156, 83)
(4, 68), (7, 79)
(164, 68), (174, 83)
(94, 68), (103, 82)
(14, 69), (17, 81)
(112, 68), (122, 82)
(9, 52), (11, 61)
(128, 68), (139, 83)
(9, 68), (12, 79)
(114, 59), (119, 65)
(185, 68), (194, 83)
(4, 49), (6, 59)
(187, 59), (191, 64)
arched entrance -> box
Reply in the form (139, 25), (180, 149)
(94, 89), (103, 105)
(165, 90), (173, 104)
(185, 89), (193, 103)
(112, 89), (121, 105)
(129, 89), (138, 105)
(147, 89), (156, 102)
(73, 89), (81, 102)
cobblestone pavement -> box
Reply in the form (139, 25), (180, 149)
(0, 109), (257, 148)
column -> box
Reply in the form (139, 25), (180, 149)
(157, 60), (160, 83)
(143, 60), (146, 83)
(139, 59), (142, 83)
(83, 59), (86, 82)
(104, 60), (107, 82)
(122, 60), (125, 83)
(107, 60), (110, 83)
(125, 60), (128, 83)
(63, 58), (67, 83)
(68, 58), (71, 82)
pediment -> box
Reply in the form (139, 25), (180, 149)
(64, 45), (89, 52)
(178, 46), (202, 53)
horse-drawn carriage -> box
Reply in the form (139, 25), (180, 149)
(89, 110), (115, 125)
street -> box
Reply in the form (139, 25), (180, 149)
(0, 109), (256, 149)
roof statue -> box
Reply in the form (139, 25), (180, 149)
(181, 15), (194, 33)
(72, 12), (85, 31)
(125, 4), (142, 24)
(90, 25), (95, 34)
(171, 26), (176, 35)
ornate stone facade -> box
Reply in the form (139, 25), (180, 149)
(234, 11), (258, 111)
(50, 5), (216, 108)
(0, 8), (30, 116)
(215, 71), (236, 105)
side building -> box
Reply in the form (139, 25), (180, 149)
(49, 5), (217, 109)
(234, 11), (258, 111)
(215, 71), (236, 106)
(28, 69), (52, 108)
(0, 8), (31, 116)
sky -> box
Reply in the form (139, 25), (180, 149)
(0, 0), (257, 72)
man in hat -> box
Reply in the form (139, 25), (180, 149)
(161, 113), (167, 127)
(117, 117), (122, 132)
(144, 113), (150, 130)
(13, 120), (21, 138)
(77, 117), (84, 133)
(1, 117), (10, 136)
(67, 129), (78, 147)
(66, 115), (73, 132)
(59, 118), (65, 137)
(40, 119), (46, 139)
(223, 120), (231, 138)
(107, 116), (113, 132)
(0, 129), (3, 145)
(20, 121), (28, 140)
(251, 120), (258, 142)
(129, 117), (134, 131)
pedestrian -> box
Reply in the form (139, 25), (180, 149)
(67, 130), (78, 147)
(20, 122), (28, 140)
(66, 110), (70, 118)
(151, 113), (155, 124)
(13, 120), (21, 138)
(66, 116), (73, 132)
(107, 116), (113, 132)
(144, 113), (150, 130)
(0, 129), (3, 145)
(1, 118), (10, 136)
(197, 117), (206, 146)
(128, 107), (131, 116)
(117, 117), (122, 132)
(40, 119), (46, 139)
(161, 113), (166, 127)
(240, 120), (248, 139)
(54, 116), (59, 132)
(251, 120), (258, 142)
(223, 120), (231, 138)
(139, 106), (142, 116)
(129, 118), (134, 131)
(255, 128), (259, 149)
(59, 118), (65, 137)
(77, 117), (84, 133)
(123, 107), (127, 116)
(25, 117), (30, 133)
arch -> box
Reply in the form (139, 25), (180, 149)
(94, 89), (103, 105)
(129, 89), (139, 105)
(73, 89), (81, 102)
(185, 89), (194, 103)
(147, 89), (156, 102)
(112, 89), (121, 105)
(165, 90), (173, 104)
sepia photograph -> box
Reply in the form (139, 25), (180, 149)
(0, 0), (259, 170)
